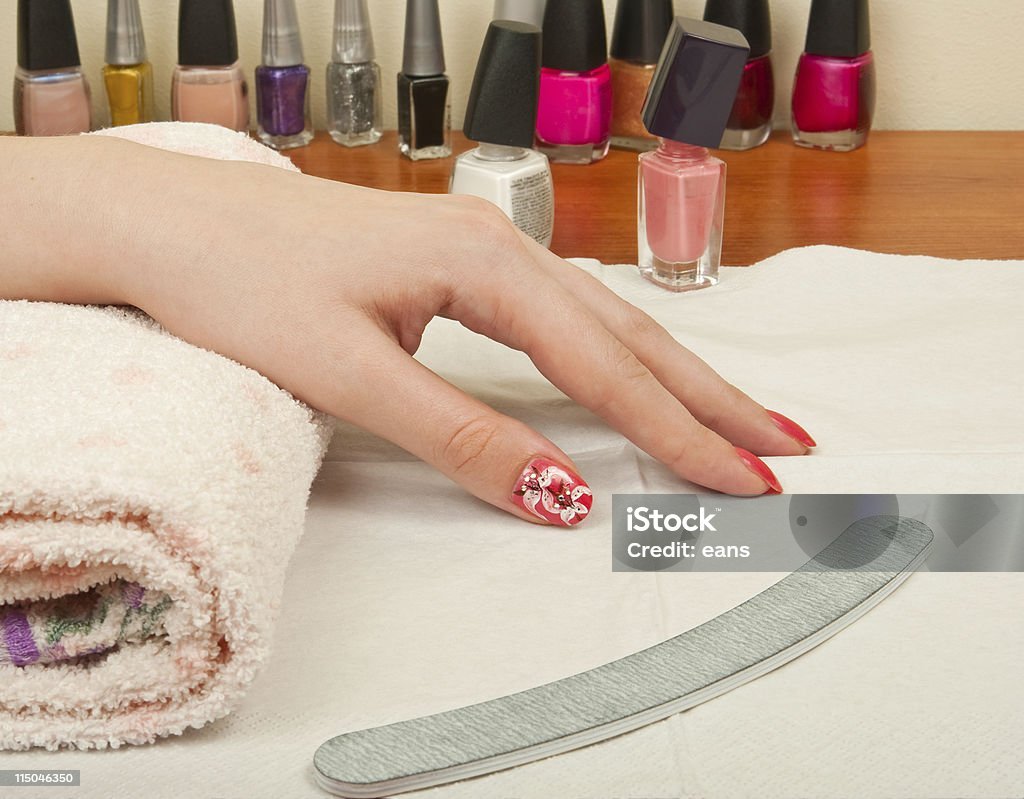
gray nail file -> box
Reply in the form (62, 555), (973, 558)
(315, 515), (933, 798)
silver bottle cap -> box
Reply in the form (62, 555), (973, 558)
(332, 0), (376, 63)
(492, 0), (547, 28)
(105, 0), (147, 65)
(262, 0), (305, 67)
(402, 0), (446, 77)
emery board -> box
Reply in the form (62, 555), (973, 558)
(315, 515), (933, 797)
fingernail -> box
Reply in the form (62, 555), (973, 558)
(734, 447), (783, 494)
(767, 410), (817, 449)
(511, 457), (593, 527)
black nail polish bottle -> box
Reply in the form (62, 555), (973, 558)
(397, 0), (451, 160)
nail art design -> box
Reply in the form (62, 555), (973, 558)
(734, 447), (783, 494)
(767, 410), (817, 449)
(512, 458), (593, 526)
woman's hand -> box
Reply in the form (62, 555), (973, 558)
(0, 134), (815, 526)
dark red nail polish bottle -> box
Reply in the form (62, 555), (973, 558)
(791, 0), (876, 152)
(703, 0), (774, 151)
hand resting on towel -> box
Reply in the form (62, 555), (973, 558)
(0, 133), (815, 526)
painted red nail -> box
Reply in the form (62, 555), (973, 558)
(734, 447), (783, 494)
(767, 410), (817, 449)
(511, 457), (593, 527)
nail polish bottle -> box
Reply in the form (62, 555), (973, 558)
(256, 0), (313, 150)
(327, 0), (383, 147)
(608, 0), (674, 152)
(535, 0), (613, 164)
(172, 0), (249, 131)
(103, 0), (154, 127)
(492, 0), (547, 27)
(397, 0), (451, 161)
(638, 18), (749, 291)
(13, 0), (92, 136)
(791, 0), (875, 152)
(450, 22), (554, 248)
(704, 0), (774, 151)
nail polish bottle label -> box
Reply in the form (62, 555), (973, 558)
(450, 149), (555, 247)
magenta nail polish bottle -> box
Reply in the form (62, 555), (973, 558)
(535, 0), (612, 164)
(791, 0), (875, 152)
(703, 0), (774, 151)
(638, 18), (749, 291)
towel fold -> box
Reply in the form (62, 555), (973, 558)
(0, 123), (331, 750)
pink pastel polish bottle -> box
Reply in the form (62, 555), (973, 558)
(535, 0), (612, 164)
(637, 18), (749, 291)
(791, 0), (875, 151)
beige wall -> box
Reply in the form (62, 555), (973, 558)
(2, 0), (1022, 132)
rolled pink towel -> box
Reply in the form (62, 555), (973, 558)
(0, 123), (330, 750)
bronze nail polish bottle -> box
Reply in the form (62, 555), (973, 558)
(609, 0), (673, 152)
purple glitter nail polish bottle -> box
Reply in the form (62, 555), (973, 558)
(255, 0), (313, 150)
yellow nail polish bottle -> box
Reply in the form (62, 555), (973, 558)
(103, 0), (155, 126)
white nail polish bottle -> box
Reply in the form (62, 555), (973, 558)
(449, 21), (555, 248)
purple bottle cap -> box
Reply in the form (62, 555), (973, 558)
(641, 17), (750, 147)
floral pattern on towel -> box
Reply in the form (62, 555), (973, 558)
(0, 580), (171, 667)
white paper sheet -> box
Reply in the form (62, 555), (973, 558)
(6, 247), (1023, 798)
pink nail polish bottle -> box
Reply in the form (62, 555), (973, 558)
(791, 0), (875, 152)
(535, 0), (613, 165)
(637, 18), (749, 291)
(14, 0), (92, 137)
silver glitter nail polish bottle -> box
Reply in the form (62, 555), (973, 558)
(326, 0), (383, 147)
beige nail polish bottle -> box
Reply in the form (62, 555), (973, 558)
(171, 0), (250, 131)
(14, 0), (92, 137)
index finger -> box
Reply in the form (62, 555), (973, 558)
(445, 260), (781, 496)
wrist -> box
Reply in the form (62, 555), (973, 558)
(0, 135), (135, 306)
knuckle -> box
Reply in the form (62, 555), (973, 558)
(622, 306), (663, 342)
(437, 415), (502, 475)
(457, 198), (520, 245)
(700, 405), (727, 432)
(610, 342), (652, 384)
(589, 344), (651, 416)
(665, 436), (699, 476)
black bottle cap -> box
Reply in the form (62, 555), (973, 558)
(642, 17), (750, 147)
(17, 0), (81, 71)
(703, 0), (772, 59)
(610, 0), (674, 65)
(541, 0), (607, 73)
(178, 0), (240, 67)
(805, 0), (870, 58)
(464, 21), (541, 148)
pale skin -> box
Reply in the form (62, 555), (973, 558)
(0, 135), (813, 524)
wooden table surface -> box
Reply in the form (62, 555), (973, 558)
(288, 130), (1024, 265)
